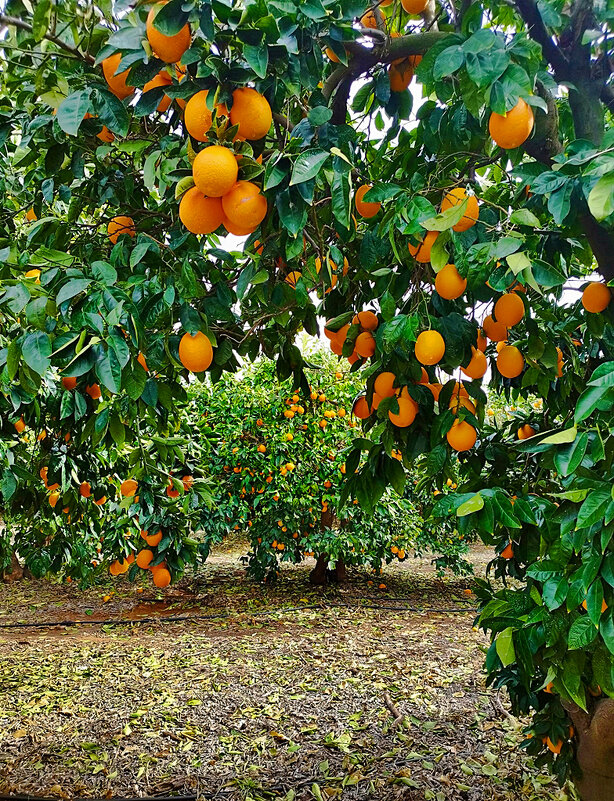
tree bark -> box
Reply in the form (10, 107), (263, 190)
(2, 551), (25, 583)
(565, 699), (614, 801)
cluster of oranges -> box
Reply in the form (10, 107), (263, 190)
(109, 528), (171, 588)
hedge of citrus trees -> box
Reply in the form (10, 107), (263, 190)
(1, 0), (614, 796)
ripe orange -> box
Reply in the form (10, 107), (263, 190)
(142, 529), (163, 547)
(223, 215), (258, 236)
(482, 314), (507, 342)
(25, 268), (41, 282)
(94, 495), (107, 506)
(108, 215), (135, 245)
(143, 70), (173, 113)
(374, 371), (396, 398)
(446, 419), (477, 451)
(179, 330), (213, 372)
(497, 345), (524, 378)
(355, 332), (376, 358)
(229, 87), (272, 141)
(222, 181), (267, 230)
(545, 737), (563, 755)
(285, 270), (302, 287)
(360, 9), (383, 28)
(582, 281), (611, 313)
(353, 310), (379, 330)
(494, 292), (525, 327)
(184, 90), (214, 140)
(408, 229), (438, 263)
(26, 207), (37, 222)
(79, 481), (91, 498)
(415, 330), (445, 365)
(86, 384), (101, 399)
(489, 98), (534, 149)
(146, 3), (191, 63)
(101, 53), (134, 100)
(137, 352), (148, 371)
(461, 347), (487, 380)
(441, 188), (479, 232)
(257, 444), (266, 453)
(120, 479), (138, 497)
(179, 187), (224, 234)
(435, 263), (467, 300)
(388, 60), (414, 92)
(355, 184), (381, 218)
(501, 542), (514, 559)
(193, 145), (239, 197)
(325, 47), (340, 63)
(152, 566), (171, 587)
(136, 549), (154, 569)
(62, 376), (77, 390)
(402, 0), (428, 11)
(49, 490), (61, 508)
(388, 395), (418, 427)
(352, 395), (371, 419)
(476, 329), (487, 352)
(517, 424), (536, 440)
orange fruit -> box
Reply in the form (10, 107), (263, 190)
(476, 329), (487, 352)
(101, 53), (134, 100)
(179, 187), (224, 234)
(446, 419), (477, 451)
(482, 314), (507, 342)
(489, 98), (534, 149)
(86, 384), (101, 399)
(142, 529), (163, 547)
(137, 352), (148, 371)
(79, 481), (91, 498)
(497, 345), (524, 378)
(325, 47), (340, 63)
(355, 184), (381, 218)
(374, 371), (397, 398)
(408, 229), (438, 263)
(222, 181), (267, 230)
(388, 60), (414, 92)
(582, 281), (611, 313)
(441, 188), (479, 232)
(353, 310), (379, 330)
(415, 330), (445, 365)
(120, 479), (138, 497)
(229, 87), (272, 141)
(352, 395), (371, 419)
(461, 347), (487, 380)
(501, 542), (514, 559)
(402, 0), (428, 11)
(94, 495), (107, 506)
(223, 215), (258, 236)
(49, 490), (61, 508)
(517, 424), (536, 440)
(179, 330), (213, 372)
(435, 263), (467, 300)
(193, 145), (239, 197)
(285, 270), (302, 287)
(108, 215), (135, 245)
(360, 9), (384, 28)
(184, 90), (214, 140)
(62, 376), (77, 390)
(26, 207), (37, 222)
(355, 331), (376, 358)
(25, 269), (41, 282)
(143, 70), (173, 113)
(494, 292), (525, 327)
(545, 737), (563, 755)
(136, 549), (154, 569)
(96, 125), (114, 143)
(388, 395), (418, 427)
(146, 3), (191, 63)
(182, 475), (194, 491)
(152, 566), (171, 587)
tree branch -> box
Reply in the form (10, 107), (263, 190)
(513, 0), (568, 78)
(0, 14), (95, 64)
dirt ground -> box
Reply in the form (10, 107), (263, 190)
(0, 544), (568, 800)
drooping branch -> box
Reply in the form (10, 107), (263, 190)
(0, 13), (95, 64)
(513, 0), (568, 78)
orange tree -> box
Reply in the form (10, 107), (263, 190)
(190, 351), (463, 582)
(0, 0), (614, 795)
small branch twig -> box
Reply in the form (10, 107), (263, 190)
(384, 692), (407, 730)
(0, 13), (95, 64)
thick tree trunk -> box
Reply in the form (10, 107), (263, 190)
(309, 554), (347, 585)
(1, 551), (25, 583)
(565, 699), (614, 801)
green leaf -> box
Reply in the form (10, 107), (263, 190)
(553, 432), (588, 477)
(244, 43), (269, 79)
(433, 45), (465, 79)
(588, 173), (614, 221)
(539, 426), (577, 445)
(57, 90), (91, 136)
(457, 493), (484, 516)
(510, 208), (540, 227)
(56, 279), (92, 306)
(21, 331), (51, 375)
(308, 106), (333, 126)
(290, 150), (329, 185)
(568, 616), (598, 650)
(577, 489), (611, 529)
(575, 385), (612, 423)
(150, 0), (190, 35)
(495, 627), (516, 667)
(421, 199), (467, 232)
